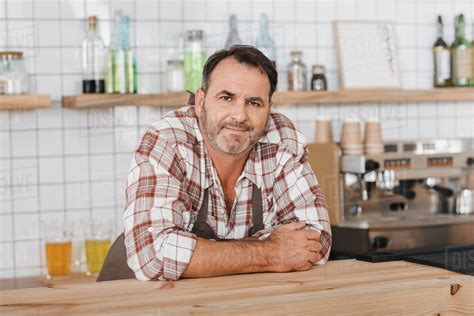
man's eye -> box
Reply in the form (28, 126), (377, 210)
(248, 100), (261, 107)
(221, 95), (231, 101)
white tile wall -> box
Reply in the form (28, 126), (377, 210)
(0, 0), (473, 279)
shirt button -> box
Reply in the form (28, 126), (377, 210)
(147, 227), (154, 233)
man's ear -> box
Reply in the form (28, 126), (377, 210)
(195, 88), (204, 116)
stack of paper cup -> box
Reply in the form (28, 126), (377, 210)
(364, 120), (384, 154)
(315, 117), (333, 143)
(340, 120), (363, 155)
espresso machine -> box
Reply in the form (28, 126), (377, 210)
(308, 139), (474, 256)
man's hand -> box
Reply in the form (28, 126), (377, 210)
(265, 222), (322, 272)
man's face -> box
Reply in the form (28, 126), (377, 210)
(195, 57), (272, 155)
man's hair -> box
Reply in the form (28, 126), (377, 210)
(201, 45), (278, 100)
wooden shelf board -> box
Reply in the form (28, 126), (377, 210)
(62, 88), (474, 108)
(0, 94), (51, 110)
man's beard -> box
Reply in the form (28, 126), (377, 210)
(199, 104), (265, 155)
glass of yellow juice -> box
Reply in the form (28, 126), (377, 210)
(82, 217), (113, 276)
(42, 219), (73, 279)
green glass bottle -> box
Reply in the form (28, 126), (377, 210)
(184, 30), (206, 92)
(433, 16), (450, 87)
(451, 14), (472, 87)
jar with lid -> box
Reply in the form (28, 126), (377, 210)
(184, 30), (207, 92)
(310, 64), (327, 91)
(166, 59), (185, 92)
(0, 51), (29, 94)
(287, 50), (307, 91)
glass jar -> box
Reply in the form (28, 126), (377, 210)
(287, 50), (307, 91)
(0, 51), (29, 94)
(166, 60), (185, 92)
(184, 30), (206, 92)
(311, 64), (327, 91)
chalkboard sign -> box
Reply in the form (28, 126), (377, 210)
(334, 21), (400, 90)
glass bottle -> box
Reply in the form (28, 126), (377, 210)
(184, 30), (206, 92)
(107, 10), (126, 94)
(451, 14), (472, 87)
(121, 15), (137, 93)
(255, 13), (276, 68)
(433, 15), (450, 87)
(82, 16), (106, 93)
(287, 50), (307, 91)
(225, 14), (242, 48)
(311, 64), (327, 91)
(166, 60), (185, 92)
(471, 22), (474, 86)
(0, 51), (29, 94)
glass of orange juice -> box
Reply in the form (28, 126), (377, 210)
(82, 217), (113, 276)
(42, 219), (73, 279)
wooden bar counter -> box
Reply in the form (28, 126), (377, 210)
(1, 259), (473, 315)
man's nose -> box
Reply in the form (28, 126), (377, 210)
(229, 99), (247, 122)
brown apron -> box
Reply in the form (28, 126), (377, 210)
(97, 185), (264, 282)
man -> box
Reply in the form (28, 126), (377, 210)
(124, 45), (331, 281)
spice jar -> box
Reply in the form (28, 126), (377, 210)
(287, 50), (307, 91)
(166, 60), (185, 92)
(311, 64), (327, 91)
(0, 51), (29, 94)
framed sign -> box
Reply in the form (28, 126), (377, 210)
(334, 21), (400, 90)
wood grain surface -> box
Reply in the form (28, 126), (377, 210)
(0, 95), (51, 110)
(1, 259), (472, 315)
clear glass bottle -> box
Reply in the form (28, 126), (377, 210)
(451, 14), (472, 87)
(311, 64), (327, 91)
(471, 22), (474, 86)
(166, 60), (185, 92)
(287, 50), (307, 91)
(0, 51), (29, 94)
(107, 10), (126, 94)
(433, 15), (451, 87)
(121, 15), (137, 93)
(225, 14), (242, 48)
(82, 16), (106, 93)
(256, 13), (276, 68)
(184, 30), (206, 92)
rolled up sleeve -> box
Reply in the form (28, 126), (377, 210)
(123, 130), (197, 281)
(261, 145), (332, 264)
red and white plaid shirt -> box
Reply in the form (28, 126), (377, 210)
(124, 106), (332, 281)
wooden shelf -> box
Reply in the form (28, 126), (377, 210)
(0, 94), (51, 110)
(62, 88), (474, 108)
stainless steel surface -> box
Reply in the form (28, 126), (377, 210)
(455, 189), (473, 215)
(333, 138), (474, 254)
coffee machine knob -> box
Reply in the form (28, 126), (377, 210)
(372, 236), (390, 249)
(467, 157), (474, 166)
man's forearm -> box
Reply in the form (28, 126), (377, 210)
(181, 237), (273, 278)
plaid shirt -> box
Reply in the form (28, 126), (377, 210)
(124, 106), (332, 281)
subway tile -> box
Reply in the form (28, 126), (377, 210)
(14, 213), (40, 241)
(115, 153), (132, 179)
(396, 25), (416, 48)
(295, 24), (317, 47)
(138, 106), (162, 126)
(0, 0), (5, 19)
(438, 117), (458, 139)
(396, 0), (416, 23)
(65, 182), (90, 209)
(65, 156), (89, 182)
(64, 129), (89, 155)
(115, 127), (138, 153)
(37, 107), (62, 129)
(63, 108), (88, 128)
(0, 214), (13, 242)
(38, 129), (63, 156)
(15, 267), (42, 278)
(0, 243), (14, 270)
(36, 75), (62, 101)
(136, 48), (160, 73)
(60, 0), (85, 19)
(60, 20), (85, 47)
(295, 0), (316, 22)
(7, 0), (33, 19)
(35, 49), (61, 74)
(456, 103), (474, 117)
(34, 0), (60, 19)
(399, 118), (419, 140)
(88, 108), (114, 128)
(138, 73), (161, 93)
(86, 0), (110, 20)
(14, 240), (41, 269)
(110, 0), (135, 20)
(228, 0), (251, 21)
(62, 74), (82, 96)
(0, 132), (11, 158)
(136, 0), (159, 20)
(136, 21), (160, 47)
(89, 127), (114, 154)
(90, 181), (115, 208)
(11, 131), (37, 157)
(316, 0), (336, 22)
(7, 21), (35, 48)
(39, 184), (65, 212)
(114, 106), (138, 127)
(183, 0), (206, 21)
(377, 0), (397, 20)
(159, 0), (183, 20)
(90, 155), (114, 181)
(10, 109), (37, 130)
(207, 0), (229, 21)
(36, 20), (61, 47)
(416, 24), (436, 49)
(418, 118), (438, 139)
(39, 157), (64, 184)
(457, 117), (474, 138)
(61, 47), (82, 74)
